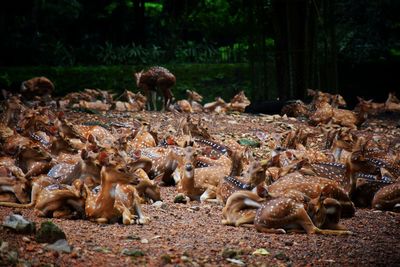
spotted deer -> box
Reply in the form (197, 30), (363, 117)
(134, 66), (176, 111)
(372, 181), (400, 211)
(253, 192), (351, 235)
(176, 146), (232, 202)
(84, 152), (151, 224)
(204, 97), (228, 113)
(385, 92), (400, 112)
(216, 153), (269, 204)
(222, 190), (265, 227)
(354, 96), (385, 116)
(307, 89), (346, 109)
(34, 179), (87, 219)
(186, 90), (204, 112)
(20, 76), (54, 100)
(227, 91), (251, 113)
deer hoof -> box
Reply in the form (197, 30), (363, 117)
(137, 216), (151, 225)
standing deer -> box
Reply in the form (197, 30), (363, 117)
(134, 66), (176, 111)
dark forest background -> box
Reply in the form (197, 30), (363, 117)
(1, 0), (399, 107)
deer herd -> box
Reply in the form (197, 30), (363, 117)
(0, 69), (399, 237)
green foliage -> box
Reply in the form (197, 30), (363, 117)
(145, 2), (163, 16)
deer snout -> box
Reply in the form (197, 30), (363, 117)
(185, 163), (193, 172)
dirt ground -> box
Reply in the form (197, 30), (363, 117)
(1, 110), (400, 266)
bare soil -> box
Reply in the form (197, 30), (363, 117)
(1, 110), (400, 267)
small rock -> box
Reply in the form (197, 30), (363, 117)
(238, 138), (260, 148)
(22, 236), (31, 243)
(126, 235), (141, 240)
(35, 221), (66, 244)
(152, 201), (167, 209)
(275, 252), (290, 261)
(121, 248), (144, 257)
(189, 206), (200, 211)
(2, 213), (36, 234)
(174, 193), (189, 204)
(226, 258), (245, 266)
(252, 248), (270, 256)
(0, 241), (9, 253)
(161, 254), (172, 264)
(284, 240), (293, 246)
(93, 246), (111, 253)
(181, 255), (189, 262)
(140, 238), (149, 244)
(46, 239), (72, 254)
(222, 248), (239, 259)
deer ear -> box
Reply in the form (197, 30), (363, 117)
(307, 89), (316, 96)
(81, 149), (88, 159)
(98, 151), (109, 165)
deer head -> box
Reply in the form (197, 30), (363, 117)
(134, 70), (144, 87)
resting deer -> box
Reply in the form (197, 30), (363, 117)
(281, 100), (310, 118)
(177, 147), (205, 201)
(123, 125), (157, 152)
(222, 190), (265, 227)
(174, 100), (193, 113)
(34, 179), (87, 218)
(227, 91), (251, 113)
(17, 143), (53, 178)
(267, 172), (355, 217)
(20, 76), (54, 100)
(216, 152), (269, 204)
(204, 97), (228, 113)
(354, 96), (385, 116)
(84, 153), (151, 224)
(113, 90), (147, 112)
(385, 92), (400, 112)
(186, 90), (204, 112)
(253, 191), (351, 235)
(309, 101), (365, 129)
(0, 164), (29, 204)
(0, 175), (62, 209)
(307, 89), (346, 109)
(372, 181), (400, 211)
(176, 146), (232, 202)
(133, 168), (161, 203)
(134, 66), (176, 111)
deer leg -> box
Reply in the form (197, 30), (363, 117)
(234, 210), (257, 227)
(200, 186), (217, 202)
(254, 223), (287, 234)
(134, 200), (150, 225)
(95, 218), (108, 224)
(114, 184), (136, 225)
(294, 207), (322, 234)
(296, 207), (352, 235)
(160, 159), (178, 185)
(162, 88), (173, 111)
(314, 228), (353, 235)
(53, 209), (74, 219)
(151, 91), (157, 111)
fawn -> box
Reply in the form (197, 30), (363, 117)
(84, 152), (151, 224)
(254, 192), (351, 235)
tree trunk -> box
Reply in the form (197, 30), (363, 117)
(273, 0), (316, 100)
